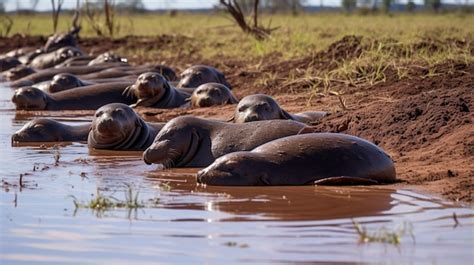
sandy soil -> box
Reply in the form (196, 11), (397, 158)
(1, 34), (472, 203)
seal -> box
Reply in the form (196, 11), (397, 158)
(88, 103), (164, 151)
(177, 65), (231, 89)
(231, 94), (326, 124)
(10, 65), (116, 88)
(30, 46), (84, 69)
(12, 118), (90, 143)
(43, 32), (77, 52)
(11, 82), (135, 110)
(197, 133), (396, 186)
(123, 72), (190, 108)
(189, 83), (238, 107)
(142, 116), (307, 168)
(39, 73), (90, 93)
(3, 65), (36, 81)
(86, 51), (127, 66)
(0, 56), (21, 72)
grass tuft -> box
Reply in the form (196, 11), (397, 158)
(352, 219), (415, 245)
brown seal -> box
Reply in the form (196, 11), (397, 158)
(12, 118), (90, 143)
(11, 82), (135, 110)
(88, 103), (164, 151)
(177, 65), (231, 89)
(231, 94), (327, 124)
(189, 83), (238, 108)
(123, 72), (190, 108)
(197, 133), (396, 186)
(3, 65), (36, 81)
(39, 73), (90, 93)
(142, 116), (307, 168)
(30, 46), (84, 69)
(10, 65), (116, 88)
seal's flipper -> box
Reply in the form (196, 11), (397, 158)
(314, 176), (379, 186)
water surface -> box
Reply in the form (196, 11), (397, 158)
(1, 85), (473, 264)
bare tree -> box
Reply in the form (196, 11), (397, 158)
(84, 0), (119, 37)
(51, 0), (64, 33)
(30, 0), (39, 10)
(220, 0), (277, 40)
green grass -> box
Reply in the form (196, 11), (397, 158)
(352, 219), (415, 245)
(1, 12), (472, 91)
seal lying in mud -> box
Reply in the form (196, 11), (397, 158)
(142, 116), (308, 168)
(231, 94), (327, 124)
(88, 103), (164, 151)
(123, 72), (190, 108)
(189, 83), (238, 107)
(30, 46), (84, 69)
(2, 65), (36, 81)
(197, 133), (396, 186)
(11, 82), (134, 110)
(177, 65), (231, 89)
(36, 73), (90, 93)
(9, 65), (117, 87)
(12, 119), (90, 143)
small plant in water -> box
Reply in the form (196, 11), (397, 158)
(352, 219), (414, 245)
(71, 185), (144, 211)
(53, 149), (61, 166)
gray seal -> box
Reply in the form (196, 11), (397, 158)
(88, 103), (164, 151)
(123, 72), (190, 108)
(197, 133), (396, 186)
(190, 83), (238, 107)
(142, 116), (308, 168)
(12, 118), (90, 143)
(30, 46), (84, 69)
(231, 94), (326, 124)
(177, 65), (231, 89)
(11, 82), (134, 110)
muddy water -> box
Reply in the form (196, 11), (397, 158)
(0, 85), (473, 264)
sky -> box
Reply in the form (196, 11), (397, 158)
(4, 0), (470, 11)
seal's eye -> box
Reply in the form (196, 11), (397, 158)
(95, 111), (103, 118)
(238, 105), (247, 112)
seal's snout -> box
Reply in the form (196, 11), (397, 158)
(97, 117), (118, 134)
(198, 97), (213, 107)
(11, 132), (22, 143)
(244, 114), (260, 122)
(142, 140), (171, 165)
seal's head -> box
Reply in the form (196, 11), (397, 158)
(48, 73), (83, 93)
(197, 152), (269, 186)
(90, 103), (142, 147)
(5, 65), (35, 81)
(124, 72), (170, 107)
(44, 32), (76, 52)
(232, 94), (292, 123)
(191, 83), (237, 108)
(12, 119), (66, 142)
(55, 46), (83, 62)
(177, 65), (225, 88)
(143, 116), (200, 167)
(88, 52), (124, 66)
(11, 87), (48, 110)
